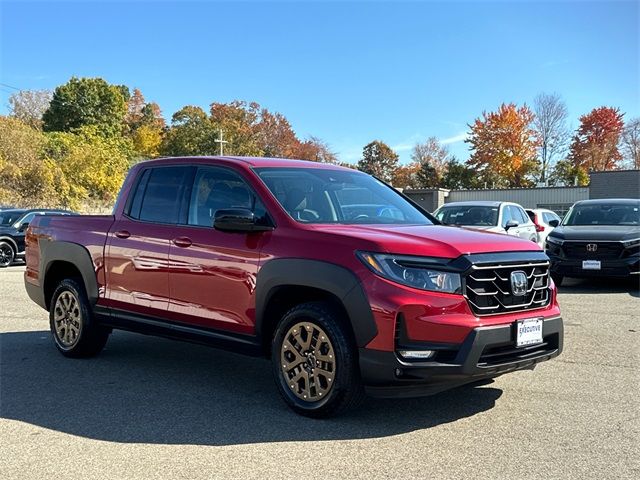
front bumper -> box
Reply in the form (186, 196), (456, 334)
(548, 254), (639, 278)
(359, 316), (563, 398)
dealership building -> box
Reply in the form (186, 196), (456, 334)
(403, 169), (640, 216)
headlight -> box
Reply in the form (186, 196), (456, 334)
(357, 252), (461, 294)
(546, 236), (564, 246)
(622, 238), (640, 248)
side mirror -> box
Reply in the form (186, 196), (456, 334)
(213, 208), (273, 233)
(548, 219), (560, 228)
(504, 219), (519, 231)
(18, 222), (30, 232)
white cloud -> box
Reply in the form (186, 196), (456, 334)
(440, 132), (468, 145)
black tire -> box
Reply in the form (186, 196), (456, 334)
(0, 241), (15, 268)
(551, 274), (564, 287)
(271, 301), (365, 418)
(49, 278), (110, 358)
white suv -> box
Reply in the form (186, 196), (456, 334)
(526, 208), (561, 248)
(434, 201), (538, 242)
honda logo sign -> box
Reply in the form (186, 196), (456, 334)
(510, 271), (528, 297)
(586, 244), (598, 252)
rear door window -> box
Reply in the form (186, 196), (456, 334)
(136, 166), (192, 224)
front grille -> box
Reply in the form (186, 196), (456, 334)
(464, 262), (551, 316)
(562, 241), (623, 260)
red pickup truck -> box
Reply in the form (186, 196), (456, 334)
(25, 156), (563, 417)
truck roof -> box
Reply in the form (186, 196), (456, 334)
(139, 156), (352, 170)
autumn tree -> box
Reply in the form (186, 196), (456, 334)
(391, 162), (421, 188)
(568, 106), (624, 173)
(357, 141), (399, 183)
(45, 126), (134, 207)
(0, 116), (59, 206)
(411, 137), (450, 187)
(533, 93), (569, 183)
(621, 117), (640, 169)
(42, 77), (128, 134)
(293, 136), (338, 163)
(466, 103), (541, 187)
(8, 89), (52, 129)
(209, 101), (263, 156)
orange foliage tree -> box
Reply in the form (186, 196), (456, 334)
(466, 103), (541, 187)
(568, 106), (624, 172)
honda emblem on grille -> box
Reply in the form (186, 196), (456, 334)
(586, 243), (598, 252)
(510, 271), (528, 297)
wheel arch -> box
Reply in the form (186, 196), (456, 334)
(0, 235), (19, 253)
(41, 241), (99, 310)
(255, 259), (377, 354)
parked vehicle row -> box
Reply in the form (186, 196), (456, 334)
(23, 156), (563, 417)
(0, 209), (75, 267)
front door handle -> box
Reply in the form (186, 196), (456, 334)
(172, 237), (193, 248)
(115, 230), (130, 239)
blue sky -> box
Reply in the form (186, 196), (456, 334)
(1, 0), (638, 163)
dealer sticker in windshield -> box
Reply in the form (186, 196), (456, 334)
(516, 317), (543, 347)
(582, 260), (601, 270)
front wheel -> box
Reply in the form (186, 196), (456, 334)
(0, 241), (15, 268)
(50, 278), (110, 358)
(271, 302), (365, 418)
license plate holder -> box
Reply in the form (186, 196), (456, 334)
(582, 260), (601, 270)
(516, 317), (543, 347)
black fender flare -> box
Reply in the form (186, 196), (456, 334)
(0, 235), (19, 253)
(255, 259), (377, 347)
(40, 240), (100, 307)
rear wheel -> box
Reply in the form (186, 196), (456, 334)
(0, 241), (15, 268)
(271, 301), (365, 418)
(50, 278), (110, 358)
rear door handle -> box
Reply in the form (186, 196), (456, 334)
(115, 230), (130, 239)
(172, 237), (192, 248)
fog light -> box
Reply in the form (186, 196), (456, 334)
(398, 350), (436, 360)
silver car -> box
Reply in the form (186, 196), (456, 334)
(433, 201), (538, 242)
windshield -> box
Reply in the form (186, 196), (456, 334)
(563, 203), (640, 226)
(0, 211), (25, 226)
(435, 205), (499, 226)
(254, 167), (433, 225)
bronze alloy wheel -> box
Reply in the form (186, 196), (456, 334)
(280, 321), (336, 402)
(53, 290), (83, 349)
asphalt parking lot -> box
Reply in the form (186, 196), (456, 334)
(1, 265), (638, 479)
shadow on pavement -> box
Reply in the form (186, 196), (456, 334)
(1, 330), (501, 446)
(558, 276), (639, 297)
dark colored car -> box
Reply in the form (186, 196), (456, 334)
(545, 198), (640, 285)
(0, 209), (74, 267)
(24, 157), (563, 417)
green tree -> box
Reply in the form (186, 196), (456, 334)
(357, 140), (399, 183)
(441, 158), (482, 189)
(161, 106), (217, 156)
(42, 77), (128, 134)
(548, 159), (589, 186)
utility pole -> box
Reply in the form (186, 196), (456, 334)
(214, 129), (228, 155)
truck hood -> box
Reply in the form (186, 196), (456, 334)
(549, 225), (640, 242)
(307, 224), (540, 258)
